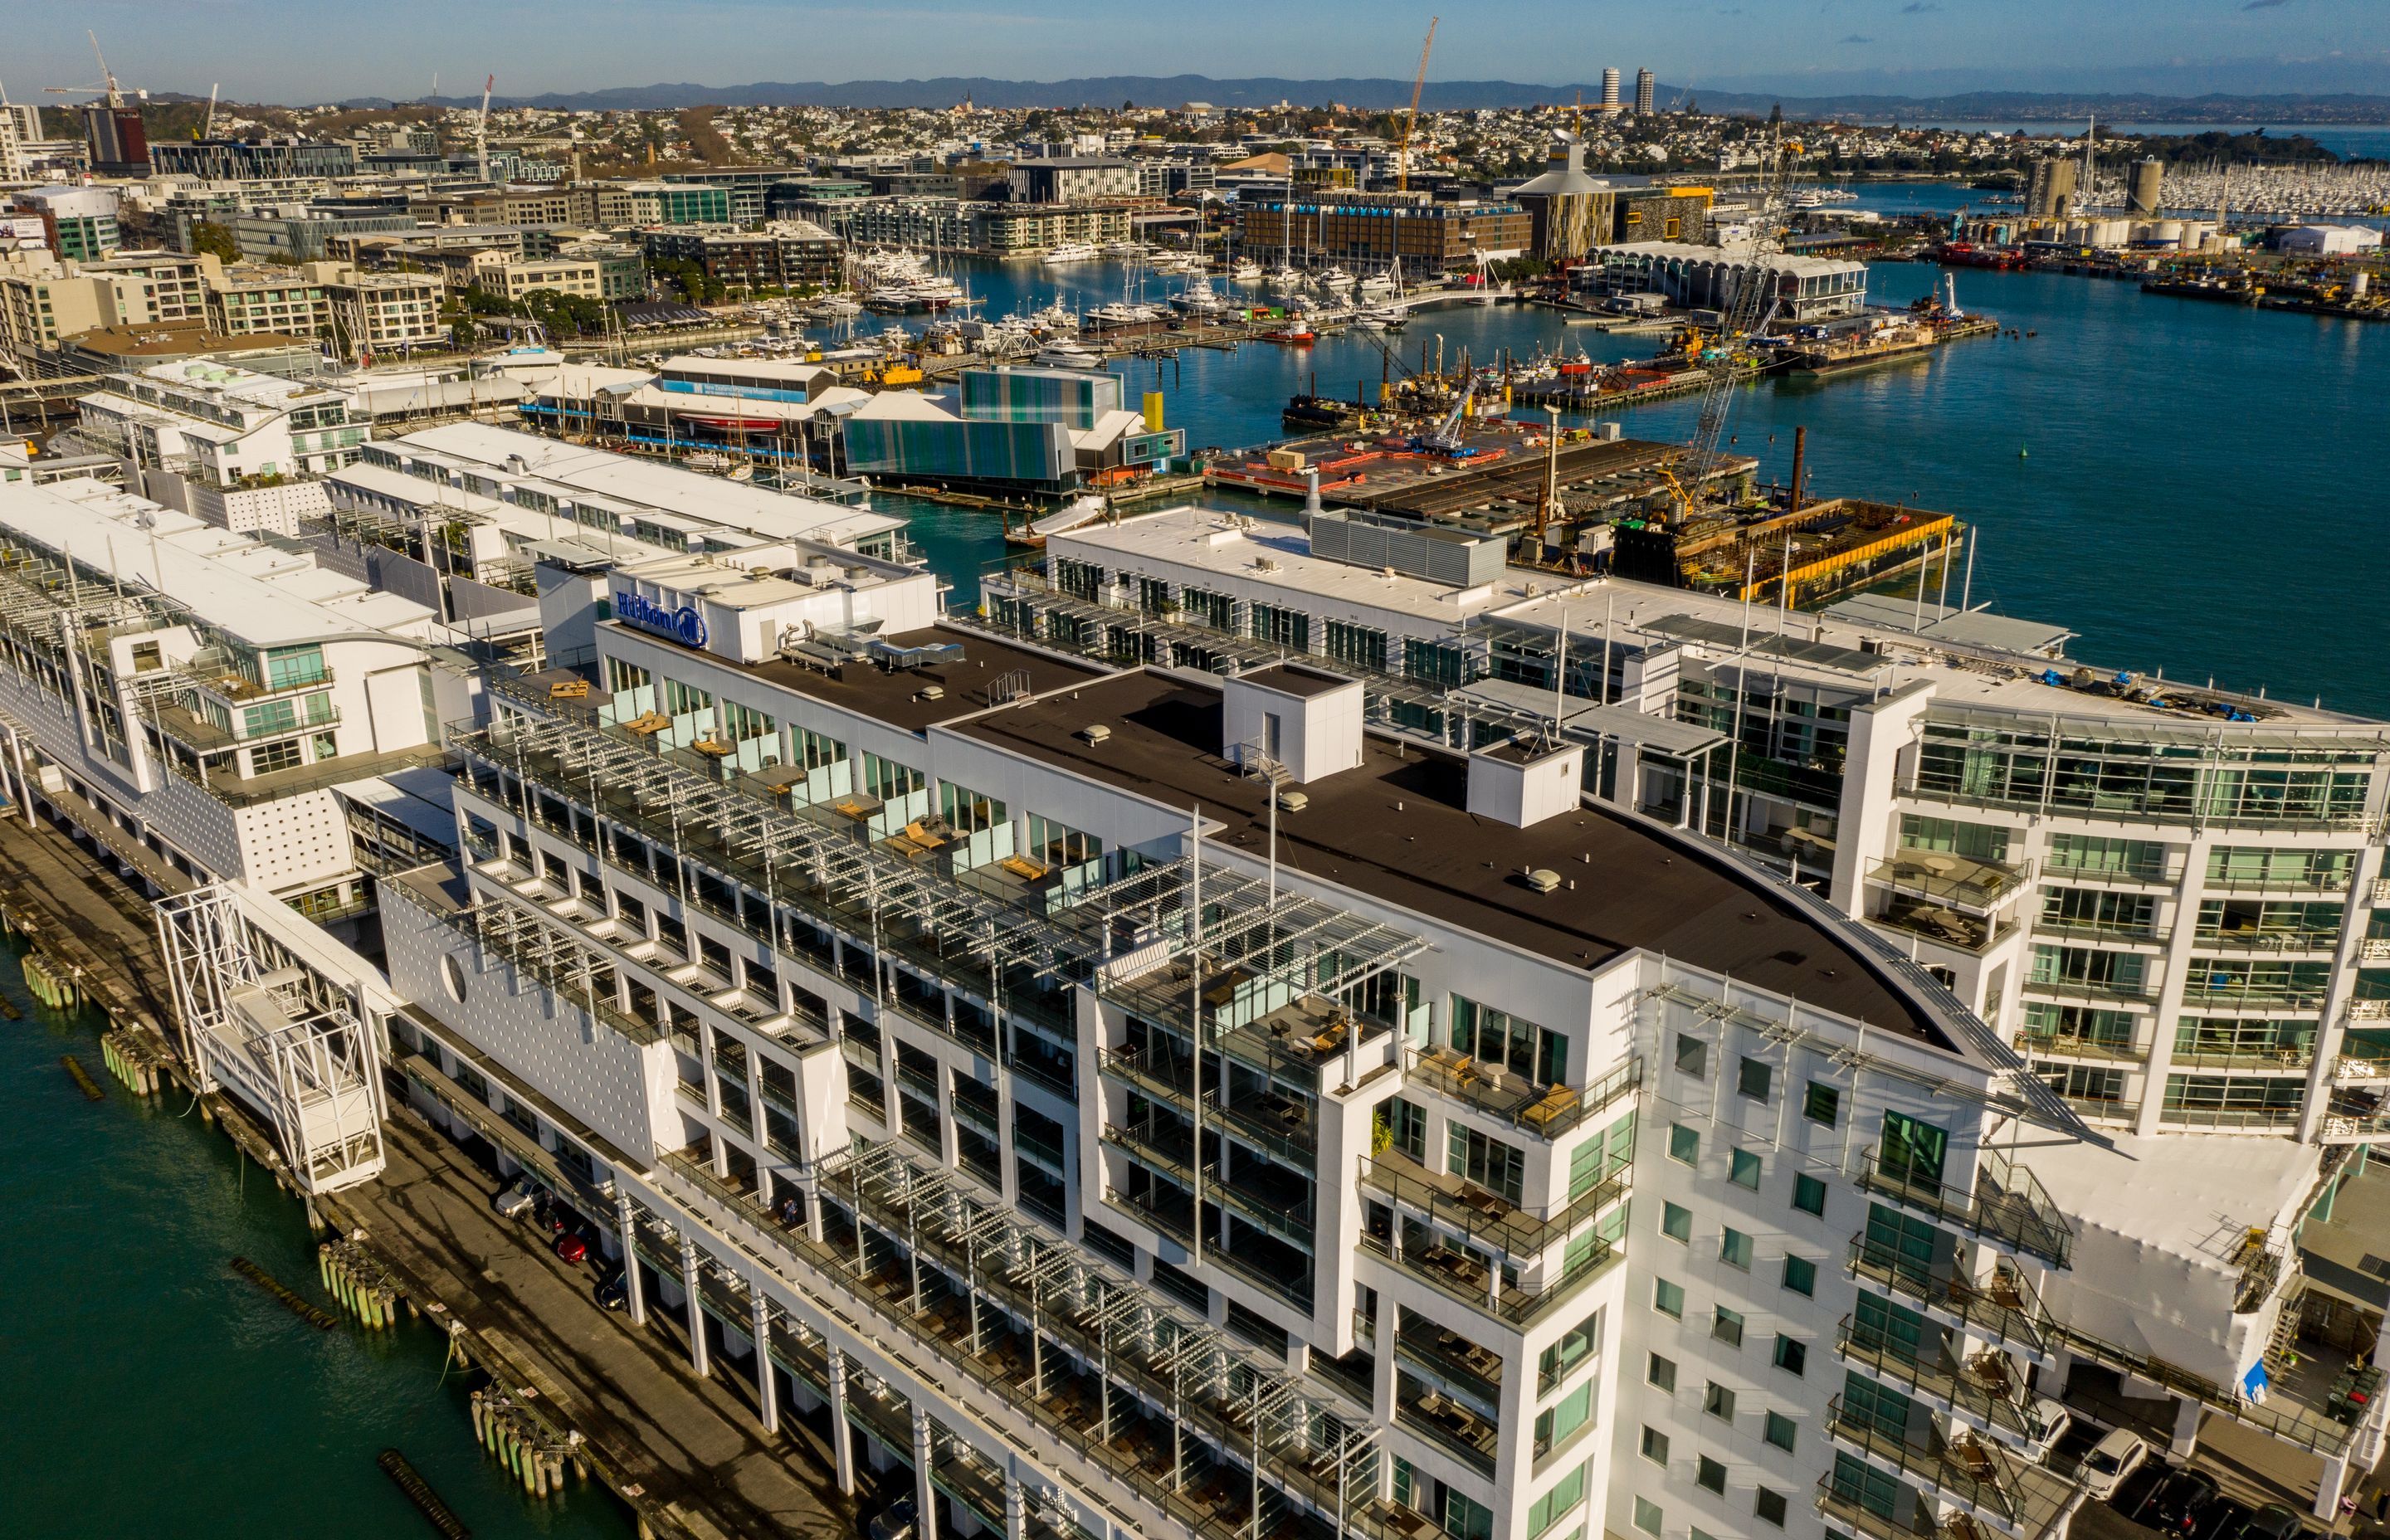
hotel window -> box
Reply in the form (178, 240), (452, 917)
(1878, 1111), (1948, 1188)
(1180, 587), (1233, 631)
(1729, 1148), (1763, 1190)
(1640, 1427), (1670, 1466)
(794, 726), (845, 771)
(1324, 619), (1388, 674)
(1763, 1411), (1797, 1453)
(1667, 1123), (1700, 1165)
(1675, 1033), (1710, 1078)
(1647, 1352), (1676, 1392)
(1712, 1306), (1745, 1348)
(1772, 1336), (1806, 1377)
(1250, 602), (1310, 651)
(1719, 1228), (1753, 1270)
(1450, 995), (1562, 1083)
(859, 752), (923, 802)
(1653, 1279), (1684, 1318)
(1695, 1456), (1726, 1494)
(1027, 812), (1101, 868)
(1792, 1173), (1828, 1216)
(1737, 1056), (1773, 1102)
(661, 678), (713, 719)
(1661, 1201), (1693, 1243)
(1447, 1124), (1524, 1206)
(939, 782), (1006, 836)
(1755, 1488), (1788, 1528)
(1632, 1499), (1662, 1538)
(1803, 1081), (1841, 1125)
(719, 699), (776, 746)
(1782, 1255), (1817, 1297)
(1383, 1096), (1427, 1162)
(1704, 1382), (1736, 1422)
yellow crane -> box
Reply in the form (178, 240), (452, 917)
(1396, 17), (1438, 192)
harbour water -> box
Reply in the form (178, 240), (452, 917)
(898, 245), (2389, 716)
(4, 218), (2384, 1537)
(0, 931), (636, 1540)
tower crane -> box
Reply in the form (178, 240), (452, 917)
(200, 83), (219, 140)
(1394, 17), (1437, 192)
(46, 31), (140, 108)
(476, 75), (495, 182)
(1667, 124), (1801, 521)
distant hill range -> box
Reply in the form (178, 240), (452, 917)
(363, 77), (2390, 124)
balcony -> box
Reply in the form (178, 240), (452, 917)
(2032, 919), (2169, 949)
(1107, 1175), (1314, 1309)
(2317, 1086), (2390, 1145)
(1826, 1396), (2018, 1514)
(1358, 1147), (1625, 1264)
(1096, 1044), (1318, 1163)
(2022, 972), (2151, 1006)
(1859, 1147), (2071, 1267)
(2012, 1030), (2147, 1065)
(1834, 1319), (2047, 1447)
(1393, 1370), (1500, 1475)
(1358, 1207), (1620, 1329)
(1870, 850), (2036, 913)
(1877, 897), (2016, 956)
(1847, 1234), (2053, 1357)
(1817, 1478), (1946, 1540)
(2198, 928), (2343, 956)
(1402, 1047), (1640, 1141)
(1101, 1116), (1317, 1250)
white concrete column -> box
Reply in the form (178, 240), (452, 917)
(680, 1239), (710, 1377)
(615, 1194), (648, 1325)
(1004, 1471), (1027, 1540)
(751, 1289), (780, 1434)
(2168, 1391), (2202, 1457)
(828, 1351), (858, 1495)
(2315, 1451), (2349, 1521)
(912, 1405), (938, 1538)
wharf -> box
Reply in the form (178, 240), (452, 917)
(0, 804), (854, 1540)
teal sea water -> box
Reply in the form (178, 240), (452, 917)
(2, 203), (2383, 1537)
(0, 933), (636, 1540)
(898, 237), (2388, 715)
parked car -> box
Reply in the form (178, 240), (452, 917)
(2020, 1397), (2071, 1463)
(2149, 1470), (2223, 1533)
(2080, 1427), (2150, 1500)
(594, 1271), (629, 1312)
(868, 1498), (918, 1540)
(554, 1231), (590, 1265)
(2237, 1503), (2305, 1540)
(491, 1177), (539, 1218)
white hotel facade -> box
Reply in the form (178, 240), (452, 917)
(363, 510), (2390, 1540)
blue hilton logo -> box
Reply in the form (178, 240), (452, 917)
(615, 590), (708, 648)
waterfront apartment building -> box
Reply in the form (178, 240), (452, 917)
(487, 258), (605, 305)
(207, 261), (336, 339)
(352, 532), (2388, 1540)
(150, 137), (359, 180)
(0, 475), (471, 919)
(326, 270), (448, 356)
(794, 197), (1132, 259)
(74, 358), (367, 529)
(1233, 192), (1532, 274)
(978, 506), (2390, 1150)
(641, 222), (843, 293)
(1008, 158), (1145, 204)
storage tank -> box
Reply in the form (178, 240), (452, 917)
(2129, 158), (2164, 218)
(2146, 219), (2186, 247)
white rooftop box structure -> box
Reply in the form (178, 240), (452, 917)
(1466, 735), (1587, 828)
(610, 549), (942, 667)
(1222, 663), (1363, 784)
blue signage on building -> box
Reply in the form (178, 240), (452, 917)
(615, 590), (708, 649)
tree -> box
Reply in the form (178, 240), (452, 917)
(189, 221), (241, 262)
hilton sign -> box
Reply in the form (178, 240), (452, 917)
(614, 590), (708, 649)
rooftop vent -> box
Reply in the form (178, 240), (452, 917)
(917, 684), (945, 701)
(1524, 868), (1562, 894)
(1275, 790), (1309, 813)
(1079, 724), (1112, 746)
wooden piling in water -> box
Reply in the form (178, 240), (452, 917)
(377, 1448), (473, 1540)
(61, 1054), (103, 1100)
(229, 1255), (339, 1330)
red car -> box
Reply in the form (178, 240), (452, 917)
(554, 1233), (589, 1265)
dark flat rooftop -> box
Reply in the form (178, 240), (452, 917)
(954, 670), (1947, 1046)
(712, 624), (1104, 735)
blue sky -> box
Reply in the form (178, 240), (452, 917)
(7, 0), (2386, 102)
